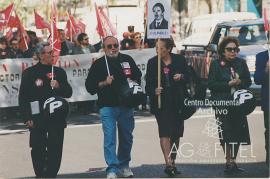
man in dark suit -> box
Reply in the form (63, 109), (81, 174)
(58, 29), (74, 56)
(149, 3), (168, 30)
(254, 49), (269, 167)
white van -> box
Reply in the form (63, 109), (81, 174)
(182, 12), (258, 47)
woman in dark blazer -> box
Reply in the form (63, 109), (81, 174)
(208, 37), (252, 173)
(146, 38), (189, 177)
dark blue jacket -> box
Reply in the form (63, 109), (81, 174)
(254, 50), (269, 112)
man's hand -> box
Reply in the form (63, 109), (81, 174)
(99, 75), (114, 88)
(105, 75), (114, 85)
(50, 80), (60, 88)
(25, 120), (34, 128)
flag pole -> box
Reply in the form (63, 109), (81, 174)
(67, 11), (75, 41)
(95, 2), (110, 76)
(157, 38), (161, 108)
(100, 36), (110, 76)
(51, 0), (54, 87)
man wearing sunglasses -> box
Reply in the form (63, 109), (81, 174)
(19, 42), (72, 178)
(85, 36), (142, 179)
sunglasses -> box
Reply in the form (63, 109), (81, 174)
(135, 36), (141, 39)
(107, 44), (119, 49)
(225, 47), (240, 53)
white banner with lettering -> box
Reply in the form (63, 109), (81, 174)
(0, 48), (156, 108)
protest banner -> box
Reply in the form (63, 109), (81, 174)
(0, 48), (156, 108)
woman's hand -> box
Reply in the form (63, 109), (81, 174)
(173, 74), (182, 81)
(25, 120), (34, 128)
(228, 79), (241, 86)
(155, 87), (163, 96)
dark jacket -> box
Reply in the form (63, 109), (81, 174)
(9, 48), (24, 58)
(85, 53), (142, 108)
(149, 18), (168, 29)
(60, 40), (74, 56)
(146, 53), (189, 114)
(208, 57), (251, 101)
(0, 48), (11, 59)
(72, 44), (96, 54)
(120, 38), (135, 50)
(254, 50), (269, 112)
(19, 62), (72, 128)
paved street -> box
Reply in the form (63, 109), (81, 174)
(0, 107), (269, 178)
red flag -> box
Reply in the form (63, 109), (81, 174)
(99, 6), (117, 37)
(6, 15), (18, 28)
(34, 10), (50, 30)
(65, 18), (72, 39)
(77, 20), (86, 33)
(50, 0), (61, 64)
(5, 28), (13, 41)
(65, 13), (86, 39)
(263, 8), (269, 31)
(95, 3), (105, 37)
(14, 14), (30, 52)
(0, 3), (14, 30)
(65, 14), (76, 38)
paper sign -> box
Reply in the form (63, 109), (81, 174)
(147, 0), (171, 39)
(30, 101), (40, 115)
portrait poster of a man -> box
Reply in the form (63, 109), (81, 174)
(147, 0), (171, 39)
(149, 2), (168, 29)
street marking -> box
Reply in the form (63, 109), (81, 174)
(0, 129), (27, 135)
(0, 110), (263, 135)
(67, 110), (263, 129)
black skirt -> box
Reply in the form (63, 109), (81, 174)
(154, 88), (184, 138)
(215, 110), (250, 145)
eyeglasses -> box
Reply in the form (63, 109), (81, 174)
(135, 36), (141, 39)
(106, 44), (119, 49)
(83, 38), (89, 41)
(225, 47), (240, 53)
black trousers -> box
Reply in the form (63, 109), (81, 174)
(30, 127), (65, 178)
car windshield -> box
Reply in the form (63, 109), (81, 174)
(227, 24), (267, 45)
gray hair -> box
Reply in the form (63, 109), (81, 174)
(35, 42), (50, 57)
